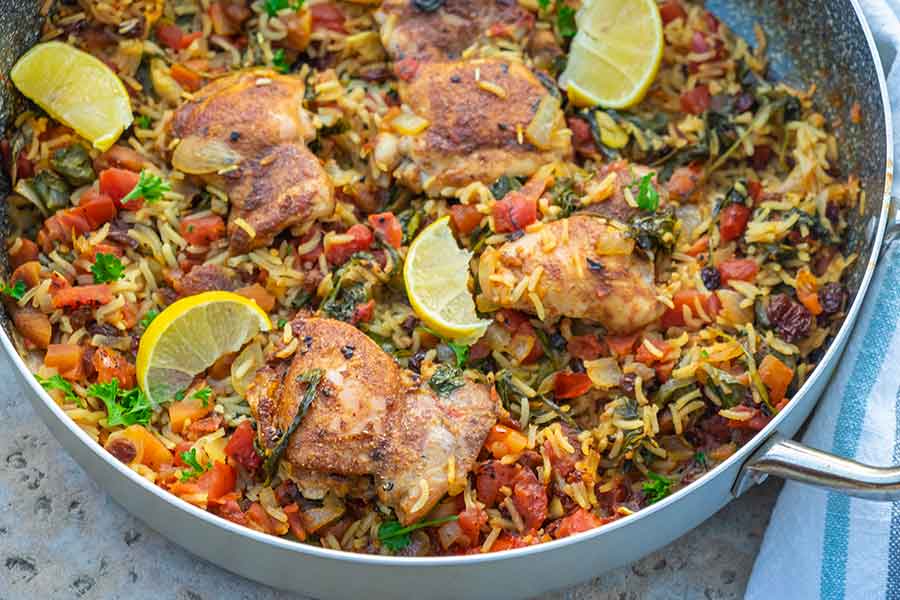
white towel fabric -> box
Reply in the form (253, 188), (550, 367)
(745, 2), (900, 598)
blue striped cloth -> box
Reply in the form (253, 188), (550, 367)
(746, 3), (900, 597)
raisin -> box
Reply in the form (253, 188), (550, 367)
(766, 294), (812, 342)
(106, 438), (137, 464)
(825, 201), (840, 225)
(408, 350), (426, 374)
(819, 282), (845, 315)
(701, 266), (721, 291)
(620, 373), (636, 395)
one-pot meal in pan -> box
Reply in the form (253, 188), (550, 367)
(2, 0), (858, 555)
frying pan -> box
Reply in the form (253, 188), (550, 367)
(0, 1), (894, 598)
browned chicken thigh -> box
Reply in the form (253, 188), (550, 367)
(247, 318), (498, 524)
(478, 215), (663, 334)
(168, 69), (333, 253)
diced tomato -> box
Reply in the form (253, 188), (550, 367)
(492, 177), (545, 233)
(685, 235), (709, 258)
(156, 23), (202, 50)
(758, 354), (794, 405)
(352, 299), (375, 325)
(196, 462), (237, 502)
(325, 224), (373, 265)
(10, 238), (39, 269)
(511, 468), (547, 532)
(180, 214), (226, 247)
(310, 3), (346, 33)
(449, 204), (483, 235)
(469, 339), (491, 361)
(552, 508), (605, 539)
(486, 532), (529, 553)
(718, 258), (759, 285)
(245, 502), (279, 534)
(497, 310), (543, 364)
(725, 408), (771, 431)
(83, 243), (123, 261)
(484, 424), (529, 459)
(554, 371), (593, 399)
(457, 505), (488, 545)
(634, 339), (672, 366)
(659, 1), (687, 24)
(661, 289), (721, 329)
(747, 180), (763, 202)
(751, 145), (772, 170)
(225, 420), (262, 471)
(16, 150), (34, 179)
(795, 268), (823, 316)
(666, 165), (702, 201)
(99, 168), (142, 208)
(475, 460), (519, 507)
(605, 333), (638, 356)
(567, 116), (597, 157)
(236, 283), (276, 313)
(283, 503), (308, 540)
(367, 212), (403, 248)
(655, 360), (676, 383)
(92, 346), (136, 389)
(94, 145), (146, 173)
(37, 192), (117, 252)
(51, 284), (113, 309)
(78, 190), (119, 225)
(44, 344), (85, 380)
(719, 204), (751, 242)
(170, 63), (203, 92)
(680, 85), (711, 115)
(567, 334), (606, 360)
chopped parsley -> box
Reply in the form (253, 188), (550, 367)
(272, 49), (291, 74)
(0, 279), (26, 300)
(694, 451), (708, 469)
(179, 447), (212, 481)
(447, 341), (469, 368)
(135, 115), (152, 129)
(537, 0), (551, 10)
(91, 253), (125, 284)
(192, 386), (212, 407)
(550, 177), (579, 217)
(557, 6), (577, 38)
(139, 309), (159, 329)
(276, 318), (288, 329)
(635, 173), (660, 212)
(428, 364), (465, 397)
(87, 379), (154, 427)
(263, 0), (304, 17)
(378, 516), (458, 551)
(642, 472), (673, 505)
(121, 170), (171, 205)
(36, 374), (80, 406)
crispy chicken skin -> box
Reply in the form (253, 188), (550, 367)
(478, 215), (663, 334)
(169, 69), (333, 253)
(248, 318), (498, 524)
(376, 59), (571, 194)
(375, 0), (534, 66)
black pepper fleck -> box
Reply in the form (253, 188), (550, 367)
(229, 131), (241, 142)
(341, 345), (355, 359)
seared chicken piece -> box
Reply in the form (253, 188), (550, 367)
(248, 318), (498, 523)
(478, 215), (663, 334)
(169, 69), (334, 253)
(375, 59), (572, 195)
(585, 160), (668, 225)
(375, 0), (534, 67)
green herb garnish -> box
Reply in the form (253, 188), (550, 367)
(192, 386), (212, 407)
(135, 115), (152, 129)
(91, 252), (125, 284)
(139, 309), (159, 329)
(378, 516), (458, 551)
(428, 364), (465, 397)
(635, 173), (660, 212)
(272, 48), (291, 74)
(642, 472), (672, 505)
(87, 379), (154, 427)
(537, 0), (551, 10)
(1, 280), (27, 300)
(36, 374), (80, 406)
(446, 341), (469, 368)
(179, 447), (212, 481)
(557, 6), (577, 38)
(121, 170), (171, 205)
(261, 369), (322, 483)
(694, 451), (708, 468)
(263, 0), (303, 17)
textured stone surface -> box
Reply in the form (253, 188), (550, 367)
(0, 355), (780, 599)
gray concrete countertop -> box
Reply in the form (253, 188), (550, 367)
(0, 356), (780, 599)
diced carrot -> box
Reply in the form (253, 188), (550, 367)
(37, 192), (117, 251)
(180, 213), (226, 247)
(718, 258), (759, 285)
(661, 289), (720, 329)
(282, 9), (312, 51)
(170, 63), (203, 92)
(606, 333), (638, 356)
(795, 268), (823, 316)
(367, 212), (403, 248)
(554, 371), (593, 399)
(484, 424), (529, 458)
(118, 425), (173, 470)
(236, 283), (276, 313)
(169, 396), (213, 433)
(552, 508), (605, 539)
(13, 308), (51, 349)
(758, 354), (794, 404)
(634, 339), (672, 366)
(44, 344), (85, 380)
(92, 346), (136, 389)
(685, 235), (709, 257)
(51, 284), (113, 309)
(11, 260), (41, 289)
(449, 204), (483, 236)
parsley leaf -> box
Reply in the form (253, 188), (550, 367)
(179, 447), (212, 481)
(557, 6), (577, 38)
(537, 0), (551, 10)
(263, 0), (303, 17)
(121, 170), (171, 205)
(635, 173), (660, 212)
(139, 309), (158, 329)
(642, 472), (672, 504)
(272, 48), (291, 74)
(446, 341), (469, 368)
(378, 516), (458, 551)
(135, 115), (152, 129)
(192, 386), (212, 407)
(88, 379), (154, 427)
(0, 279), (27, 300)
(694, 451), (708, 468)
(91, 252), (125, 284)
(36, 374), (81, 406)
(428, 364), (465, 397)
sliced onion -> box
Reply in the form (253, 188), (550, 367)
(172, 136), (243, 175)
(716, 289), (753, 326)
(525, 94), (561, 150)
(584, 357), (621, 389)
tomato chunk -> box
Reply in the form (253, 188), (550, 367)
(552, 508), (605, 539)
(325, 224), (373, 265)
(661, 289), (721, 328)
(197, 462), (237, 502)
(680, 85), (711, 115)
(368, 212), (403, 248)
(719, 204), (751, 242)
(718, 258), (759, 285)
(554, 372), (593, 399)
(180, 214), (226, 247)
(156, 23), (202, 50)
(511, 468), (547, 532)
(310, 3), (346, 32)
(492, 177), (546, 233)
(449, 204), (483, 235)
(44, 344), (85, 380)
(225, 420), (262, 471)
(567, 334), (606, 360)
(92, 346), (136, 389)
(99, 168), (142, 208)
(659, 1), (687, 24)
(51, 284), (113, 309)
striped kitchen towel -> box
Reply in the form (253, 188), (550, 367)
(745, 2), (900, 598)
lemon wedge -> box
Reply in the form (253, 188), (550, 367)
(559, 0), (664, 109)
(10, 41), (133, 151)
(136, 291), (272, 404)
(404, 216), (490, 344)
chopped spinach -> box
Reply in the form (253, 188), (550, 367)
(50, 144), (95, 187)
(428, 364), (465, 397)
(261, 369), (321, 483)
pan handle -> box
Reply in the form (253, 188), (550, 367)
(733, 435), (900, 500)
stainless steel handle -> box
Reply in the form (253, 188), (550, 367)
(734, 435), (900, 501)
